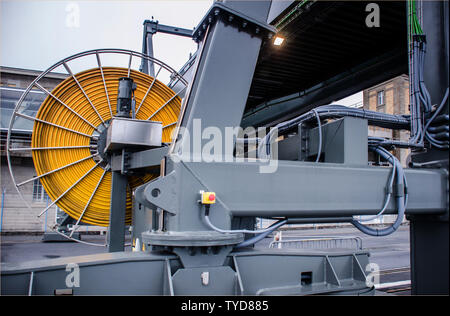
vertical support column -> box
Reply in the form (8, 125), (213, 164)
(409, 0), (449, 295)
(165, 0), (273, 234)
(140, 21), (155, 77)
(410, 218), (449, 294)
(173, 0), (272, 163)
(145, 32), (155, 77)
(108, 171), (128, 252)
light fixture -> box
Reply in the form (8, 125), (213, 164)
(273, 36), (285, 46)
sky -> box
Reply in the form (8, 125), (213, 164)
(0, 0), (362, 105)
(0, 0), (212, 78)
(332, 91), (363, 107)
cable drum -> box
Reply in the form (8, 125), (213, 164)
(31, 67), (181, 226)
(7, 49), (186, 232)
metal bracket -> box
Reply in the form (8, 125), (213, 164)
(143, 170), (178, 214)
(192, 3), (276, 43)
(121, 149), (131, 175)
(298, 122), (310, 161)
(144, 19), (193, 37)
(111, 146), (169, 173)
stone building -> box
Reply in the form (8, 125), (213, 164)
(1, 66), (67, 232)
(363, 74), (411, 166)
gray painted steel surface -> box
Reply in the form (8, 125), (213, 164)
(108, 172), (128, 252)
(1, 249), (374, 295)
(143, 158), (446, 221)
(105, 118), (162, 151)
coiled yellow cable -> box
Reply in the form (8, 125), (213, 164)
(31, 67), (181, 226)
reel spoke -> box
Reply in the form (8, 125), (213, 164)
(147, 85), (186, 120)
(127, 52), (133, 78)
(63, 62), (107, 128)
(69, 167), (108, 237)
(136, 65), (162, 115)
(163, 121), (177, 129)
(38, 160), (103, 217)
(15, 112), (95, 138)
(16, 154), (99, 187)
(9, 145), (94, 152)
(96, 52), (113, 119)
(34, 82), (99, 131)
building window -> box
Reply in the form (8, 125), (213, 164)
(377, 90), (385, 106)
(32, 178), (47, 202)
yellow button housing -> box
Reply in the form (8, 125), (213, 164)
(201, 191), (216, 204)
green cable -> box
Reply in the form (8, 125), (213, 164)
(275, 0), (309, 30)
(410, 0), (423, 35)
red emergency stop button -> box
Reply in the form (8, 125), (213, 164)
(200, 191), (216, 204)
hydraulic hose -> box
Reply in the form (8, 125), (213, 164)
(311, 109), (322, 162)
(202, 204), (287, 235)
(234, 219), (288, 248)
(259, 104), (411, 158)
(350, 146), (407, 236)
(355, 157), (396, 223)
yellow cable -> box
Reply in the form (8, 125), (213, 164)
(31, 67), (181, 226)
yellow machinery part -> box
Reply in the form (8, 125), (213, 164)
(31, 67), (181, 226)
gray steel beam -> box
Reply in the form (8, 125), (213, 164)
(107, 171), (128, 252)
(172, 1), (272, 161)
(140, 24), (155, 76)
(140, 20), (193, 76)
(110, 146), (168, 173)
(142, 158), (447, 233)
(144, 21), (193, 38)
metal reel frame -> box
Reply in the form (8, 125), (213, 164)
(6, 49), (188, 245)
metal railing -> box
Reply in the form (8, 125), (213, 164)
(269, 235), (363, 250)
